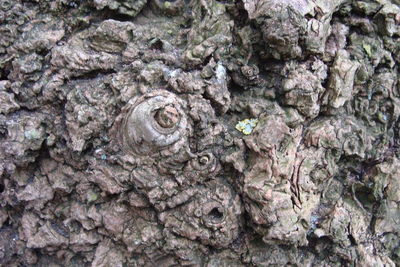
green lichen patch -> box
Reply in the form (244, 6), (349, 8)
(235, 118), (258, 135)
(362, 43), (372, 57)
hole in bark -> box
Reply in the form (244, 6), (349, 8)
(98, 8), (135, 22)
(150, 39), (164, 51)
(348, 234), (357, 245)
(354, 187), (376, 211)
(0, 65), (10, 80)
(208, 207), (224, 223)
(0, 127), (7, 140)
(199, 155), (209, 165)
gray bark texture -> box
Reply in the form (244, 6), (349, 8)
(0, 0), (400, 266)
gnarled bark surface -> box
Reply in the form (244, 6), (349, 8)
(0, 0), (400, 266)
